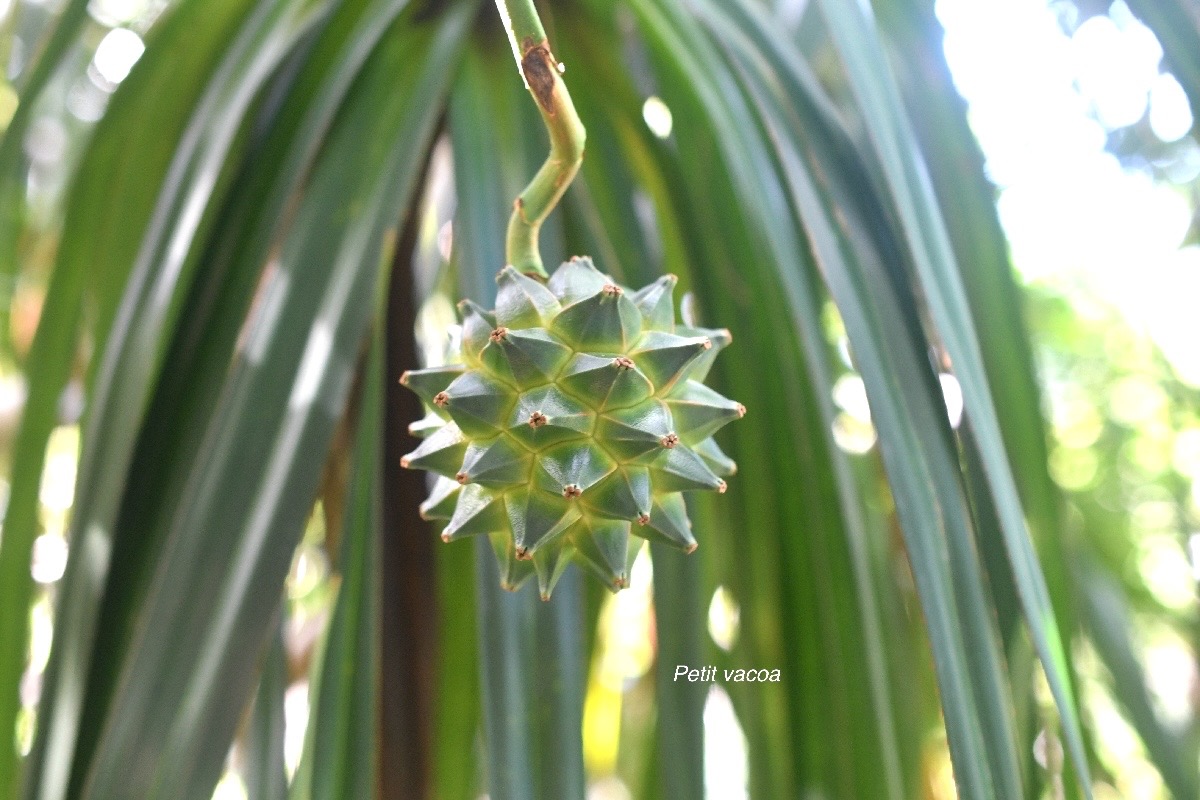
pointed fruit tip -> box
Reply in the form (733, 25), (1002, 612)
(399, 372), (410, 385)
(685, 542), (699, 554)
(441, 531), (452, 542)
(637, 513), (651, 526)
(717, 480), (727, 494)
(540, 592), (552, 602)
(722, 328), (732, 342)
(490, 326), (509, 342)
(515, 547), (531, 561)
(455, 472), (468, 485)
(702, 337), (713, 350)
(433, 391), (449, 408)
(400, 457), (411, 469)
(500, 581), (518, 592)
(601, 283), (623, 297)
(736, 403), (746, 418)
(529, 411), (548, 428)
(613, 356), (635, 371)
(660, 433), (679, 449)
(613, 576), (629, 589)
(562, 484), (582, 499)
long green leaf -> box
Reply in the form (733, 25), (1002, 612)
(0, 0), (261, 796)
(25, 4), (324, 797)
(61, 0), (428, 791)
(293, 337), (383, 800)
(648, 541), (705, 800)
(430, 541), (479, 800)
(30, 0), (434, 791)
(877, 19), (1078, 783)
(706, 21), (1016, 800)
(244, 623), (289, 800)
(815, 0), (1093, 793)
(28, 5), (473, 798)
(626, 1), (916, 796)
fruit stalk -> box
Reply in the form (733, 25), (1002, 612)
(494, 0), (586, 279)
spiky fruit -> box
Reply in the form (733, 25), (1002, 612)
(400, 257), (744, 599)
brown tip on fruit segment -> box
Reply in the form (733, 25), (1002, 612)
(736, 403), (747, 418)
(441, 531), (452, 542)
(613, 356), (635, 370)
(613, 576), (628, 589)
(660, 433), (679, 449)
(717, 480), (727, 494)
(601, 283), (623, 297)
(540, 592), (552, 602)
(722, 328), (732, 342)
(515, 546), (531, 561)
(433, 391), (449, 408)
(400, 457), (411, 469)
(637, 513), (651, 526)
(702, 337), (713, 350)
(399, 372), (410, 385)
(490, 326), (509, 342)
(685, 542), (699, 554)
(562, 484), (582, 499)
(455, 472), (468, 485)
(529, 411), (548, 428)
(500, 581), (518, 592)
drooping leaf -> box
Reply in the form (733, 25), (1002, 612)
(245, 622), (289, 800)
(292, 336), (383, 800)
(815, 0), (1092, 792)
(27, 4), (473, 798)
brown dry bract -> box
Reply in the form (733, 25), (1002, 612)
(521, 45), (557, 113)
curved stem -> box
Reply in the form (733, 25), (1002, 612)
(494, 0), (586, 278)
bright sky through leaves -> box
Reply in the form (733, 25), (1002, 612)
(937, 0), (1200, 386)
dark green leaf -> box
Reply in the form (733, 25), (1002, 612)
(245, 623), (289, 800)
(815, 0), (1092, 793)
(27, 4), (473, 798)
(293, 337), (383, 800)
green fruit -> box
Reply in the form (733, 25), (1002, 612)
(400, 257), (743, 598)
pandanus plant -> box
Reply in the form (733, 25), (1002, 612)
(2, 0), (1199, 798)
